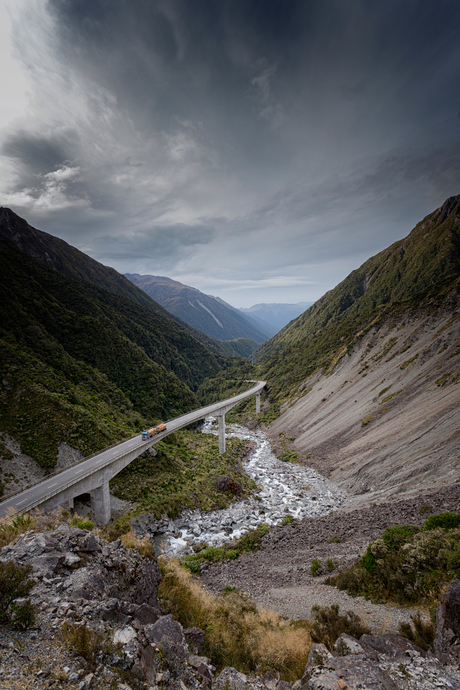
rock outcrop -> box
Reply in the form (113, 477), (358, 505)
(2, 523), (460, 690)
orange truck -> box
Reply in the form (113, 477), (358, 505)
(141, 423), (166, 440)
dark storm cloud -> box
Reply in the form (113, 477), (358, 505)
(92, 222), (215, 265)
(1, 0), (460, 305)
(1, 131), (76, 175)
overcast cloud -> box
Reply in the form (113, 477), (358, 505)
(1, 0), (459, 306)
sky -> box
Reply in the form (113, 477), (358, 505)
(1, 1), (460, 308)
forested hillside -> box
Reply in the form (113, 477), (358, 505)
(0, 226), (236, 468)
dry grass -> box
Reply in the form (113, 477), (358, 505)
(120, 529), (155, 558)
(158, 558), (312, 680)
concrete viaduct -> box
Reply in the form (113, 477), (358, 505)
(0, 380), (266, 525)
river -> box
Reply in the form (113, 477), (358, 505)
(151, 417), (345, 555)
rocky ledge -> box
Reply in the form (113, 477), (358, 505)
(1, 523), (460, 690)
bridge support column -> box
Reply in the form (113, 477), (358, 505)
(218, 413), (226, 454)
(256, 393), (261, 414)
(91, 482), (111, 525)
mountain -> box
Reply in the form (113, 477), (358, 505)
(257, 195), (460, 363)
(125, 273), (270, 344)
(258, 195), (460, 508)
(240, 302), (312, 335)
(0, 209), (234, 468)
(0, 208), (246, 360)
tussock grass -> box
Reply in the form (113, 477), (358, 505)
(0, 511), (34, 549)
(158, 558), (312, 680)
(120, 529), (154, 558)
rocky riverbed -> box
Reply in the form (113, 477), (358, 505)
(140, 418), (345, 556)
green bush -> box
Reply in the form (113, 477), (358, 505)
(310, 604), (371, 651)
(423, 512), (460, 531)
(381, 524), (420, 550)
(361, 524), (419, 573)
(0, 561), (35, 623)
(10, 599), (36, 630)
(182, 558), (201, 574)
(311, 559), (321, 576)
(73, 519), (95, 531)
(398, 613), (435, 651)
(326, 558), (335, 572)
(282, 514), (295, 525)
(328, 525), (460, 606)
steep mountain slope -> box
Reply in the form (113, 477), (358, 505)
(266, 276), (460, 507)
(258, 195), (460, 508)
(240, 302), (312, 334)
(0, 207), (245, 360)
(0, 207), (163, 313)
(258, 195), (460, 362)
(125, 273), (270, 343)
(0, 228), (233, 468)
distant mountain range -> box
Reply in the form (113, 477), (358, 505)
(125, 274), (312, 342)
(125, 274), (271, 344)
(240, 302), (312, 333)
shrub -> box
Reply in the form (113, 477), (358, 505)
(423, 512), (460, 531)
(326, 558), (335, 572)
(310, 605), (371, 651)
(327, 535), (342, 544)
(398, 613), (435, 651)
(0, 561), (35, 623)
(181, 558), (201, 574)
(61, 622), (105, 669)
(311, 559), (321, 576)
(73, 519), (94, 530)
(381, 524), (420, 551)
(100, 514), (132, 542)
(282, 514), (295, 525)
(0, 512), (34, 549)
(419, 505), (433, 515)
(328, 525), (460, 606)
(10, 599), (36, 630)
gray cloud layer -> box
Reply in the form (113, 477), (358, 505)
(1, 0), (460, 306)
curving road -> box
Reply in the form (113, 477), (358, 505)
(0, 380), (266, 522)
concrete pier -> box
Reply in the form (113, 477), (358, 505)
(218, 413), (226, 454)
(91, 482), (111, 524)
(256, 392), (261, 414)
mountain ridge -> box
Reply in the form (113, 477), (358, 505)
(257, 194), (460, 362)
(125, 273), (270, 344)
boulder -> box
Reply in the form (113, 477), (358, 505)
(214, 667), (249, 690)
(434, 579), (460, 664)
(184, 626), (206, 654)
(333, 633), (365, 657)
(216, 476), (242, 495)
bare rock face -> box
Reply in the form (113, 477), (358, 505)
(300, 633), (460, 689)
(434, 579), (460, 665)
(0, 523), (162, 608)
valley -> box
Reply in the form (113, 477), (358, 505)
(1, 197), (460, 689)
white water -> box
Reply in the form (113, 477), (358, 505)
(156, 417), (345, 555)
